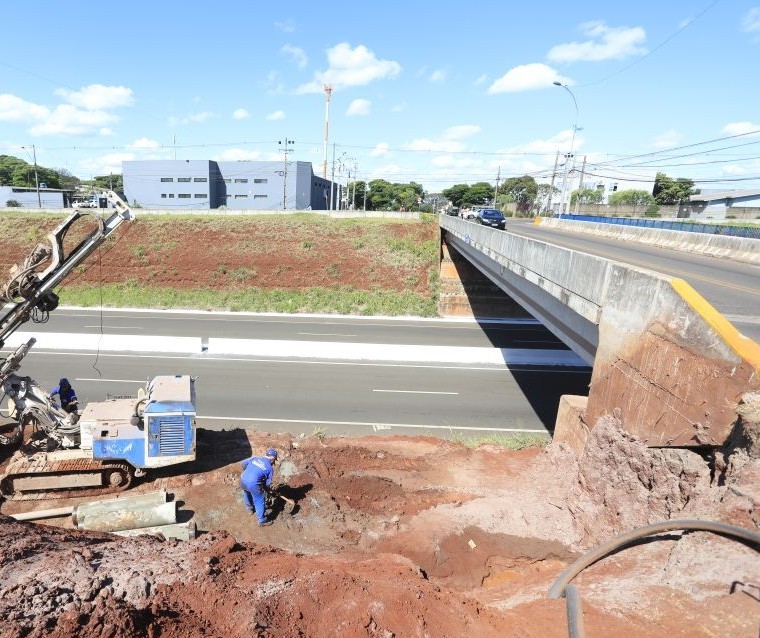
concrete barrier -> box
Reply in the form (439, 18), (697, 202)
(536, 217), (760, 265)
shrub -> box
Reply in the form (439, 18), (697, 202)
(5, 200), (21, 207)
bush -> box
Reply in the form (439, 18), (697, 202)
(5, 200), (21, 207)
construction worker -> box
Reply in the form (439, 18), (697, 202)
(50, 378), (78, 414)
(240, 448), (278, 526)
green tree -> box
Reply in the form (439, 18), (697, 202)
(366, 179), (426, 211)
(461, 182), (494, 208)
(54, 168), (81, 191)
(608, 189), (655, 211)
(499, 175), (538, 213)
(570, 188), (603, 205)
(441, 184), (470, 209)
(94, 174), (123, 191)
(652, 172), (694, 204)
(0, 155), (61, 189)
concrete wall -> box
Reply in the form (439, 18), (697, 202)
(537, 217), (760, 265)
(440, 214), (760, 447)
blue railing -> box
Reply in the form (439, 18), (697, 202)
(560, 214), (760, 240)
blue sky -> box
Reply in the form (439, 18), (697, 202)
(1, 1), (759, 195)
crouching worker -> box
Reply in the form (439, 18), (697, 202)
(50, 378), (78, 414)
(240, 448), (278, 527)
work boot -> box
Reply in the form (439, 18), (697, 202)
(259, 520), (273, 527)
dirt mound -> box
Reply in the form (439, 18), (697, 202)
(1, 425), (757, 637)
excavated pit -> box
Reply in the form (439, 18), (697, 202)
(0, 421), (758, 637)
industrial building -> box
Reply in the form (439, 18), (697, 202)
(122, 160), (336, 210)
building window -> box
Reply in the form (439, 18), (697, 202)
(194, 177), (207, 182)
(234, 178), (248, 183)
(194, 194), (207, 198)
(178, 177), (191, 183)
(234, 194), (248, 199)
(178, 193), (191, 199)
(254, 178), (268, 184)
(168, 194), (175, 198)
(224, 179), (231, 184)
(160, 177), (173, 182)
(253, 194), (267, 199)
(161, 194), (167, 198)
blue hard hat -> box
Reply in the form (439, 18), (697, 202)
(265, 448), (278, 460)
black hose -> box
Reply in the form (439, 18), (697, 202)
(549, 519), (760, 638)
(549, 519), (759, 600)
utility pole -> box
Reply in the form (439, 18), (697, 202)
(574, 155), (587, 215)
(329, 143), (336, 211)
(546, 151), (559, 215)
(278, 138), (294, 210)
(493, 166), (500, 207)
(322, 85), (333, 179)
(24, 144), (42, 208)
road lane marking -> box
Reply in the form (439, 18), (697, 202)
(84, 325), (144, 329)
(76, 378), (145, 383)
(372, 389), (459, 395)
(196, 414), (543, 433)
(298, 332), (358, 337)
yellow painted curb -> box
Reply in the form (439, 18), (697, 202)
(671, 278), (760, 374)
(533, 217), (545, 225)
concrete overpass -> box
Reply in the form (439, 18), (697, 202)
(439, 214), (760, 451)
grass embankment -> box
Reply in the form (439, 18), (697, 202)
(2, 212), (442, 316)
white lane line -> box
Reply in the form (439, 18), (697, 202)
(76, 378), (145, 383)
(29, 350), (591, 372)
(298, 332), (358, 337)
(196, 414), (543, 433)
(372, 389), (459, 395)
(84, 325), (144, 330)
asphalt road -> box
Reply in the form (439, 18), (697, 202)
(504, 219), (760, 343)
(15, 347), (591, 438)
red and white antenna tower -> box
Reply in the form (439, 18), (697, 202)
(322, 84), (333, 179)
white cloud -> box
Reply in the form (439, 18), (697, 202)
(55, 84), (134, 110)
(295, 42), (401, 93)
(0, 94), (50, 122)
(442, 125), (480, 141)
(742, 8), (760, 33)
(547, 22), (647, 63)
(266, 110), (285, 121)
(488, 63), (571, 94)
(127, 137), (161, 150)
(79, 152), (135, 177)
(282, 44), (308, 68)
(168, 112), (212, 127)
(233, 108), (250, 120)
(214, 148), (264, 161)
(650, 129), (680, 148)
(346, 98), (371, 116)
(474, 74), (487, 86)
(429, 69), (446, 83)
(721, 121), (760, 136)
(30, 104), (118, 136)
(370, 143), (390, 157)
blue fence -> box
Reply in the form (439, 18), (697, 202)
(561, 214), (760, 240)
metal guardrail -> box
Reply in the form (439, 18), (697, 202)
(559, 214), (760, 239)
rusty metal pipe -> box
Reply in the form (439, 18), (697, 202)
(74, 501), (176, 532)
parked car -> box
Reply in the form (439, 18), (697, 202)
(475, 208), (506, 229)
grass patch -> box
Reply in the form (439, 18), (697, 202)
(448, 431), (551, 450)
(59, 283), (440, 316)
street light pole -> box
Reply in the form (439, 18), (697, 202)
(278, 138), (294, 210)
(553, 81), (579, 217)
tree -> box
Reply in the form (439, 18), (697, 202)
(55, 168), (82, 191)
(461, 182), (494, 208)
(608, 189), (655, 211)
(94, 174), (123, 191)
(0, 155), (61, 189)
(652, 172), (694, 204)
(441, 184), (470, 209)
(570, 188), (603, 205)
(366, 179), (426, 211)
(499, 175), (538, 213)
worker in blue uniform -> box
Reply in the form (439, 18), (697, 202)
(240, 448), (278, 526)
(50, 378), (78, 414)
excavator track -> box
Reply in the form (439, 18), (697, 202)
(0, 451), (134, 501)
